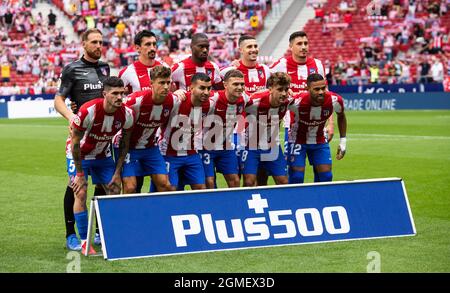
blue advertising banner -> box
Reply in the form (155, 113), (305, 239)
(343, 92), (450, 110)
(0, 103), (7, 118)
(0, 94), (55, 103)
(92, 178), (416, 261)
(329, 83), (444, 94)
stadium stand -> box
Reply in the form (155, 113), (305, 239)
(300, 0), (450, 85)
(1, 0), (450, 93)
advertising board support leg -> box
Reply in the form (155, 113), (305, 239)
(84, 198), (96, 257)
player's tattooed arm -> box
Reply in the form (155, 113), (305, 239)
(108, 128), (132, 194)
(71, 128), (87, 194)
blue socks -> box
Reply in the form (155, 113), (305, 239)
(317, 171), (333, 182)
(74, 210), (88, 240)
(288, 169), (305, 184)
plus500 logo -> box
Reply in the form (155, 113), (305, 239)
(171, 194), (350, 247)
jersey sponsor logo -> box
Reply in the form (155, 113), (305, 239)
(299, 119), (327, 126)
(287, 71), (297, 75)
(94, 122), (102, 126)
(83, 81), (103, 91)
(82, 71), (90, 75)
(137, 121), (161, 128)
(139, 74), (146, 78)
(171, 193), (350, 247)
(140, 112), (150, 115)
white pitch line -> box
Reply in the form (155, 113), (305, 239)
(350, 133), (450, 140)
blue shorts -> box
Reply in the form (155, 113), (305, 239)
(72, 157), (116, 185)
(200, 150), (239, 177)
(164, 154), (205, 187)
(288, 143), (332, 167)
(240, 146), (287, 176)
(122, 147), (167, 177)
(284, 127), (290, 155)
(67, 158), (76, 178)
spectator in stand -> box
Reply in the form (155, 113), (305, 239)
(334, 28), (344, 48)
(419, 56), (432, 83)
(369, 63), (380, 84)
(430, 56), (444, 83)
(48, 9), (56, 27)
(315, 4), (325, 23)
(1, 61), (11, 83)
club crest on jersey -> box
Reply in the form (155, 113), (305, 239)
(206, 69), (213, 78)
(114, 121), (122, 130)
(100, 67), (108, 76)
(238, 105), (243, 114)
(280, 106), (286, 112)
(309, 68), (317, 74)
(258, 69), (264, 78)
(72, 115), (81, 127)
(323, 110), (330, 116)
(163, 109), (170, 117)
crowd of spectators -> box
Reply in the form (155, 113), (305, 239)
(309, 0), (450, 86)
(64, 0), (270, 68)
(2, 0), (450, 95)
(0, 0), (80, 95)
(1, 0), (272, 95)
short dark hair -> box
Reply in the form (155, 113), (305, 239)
(191, 72), (211, 84)
(306, 73), (325, 86)
(191, 33), (209, 46)
(82, 28), (102, 42)
(238, 35), (256, 47)
(134, 30), (156, 46)
(150, 65), (171, 81)
(103, 76), (124, 91)
(223, 69), (244, 82)
(267, 72), (291, 88)
(289, 31), (308, 43)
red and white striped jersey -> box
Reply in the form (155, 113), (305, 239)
(171, 57), (222, 90)
(270, 56), (326, 93)
(202, 90), (247, 151)
(159, 92), (205, 156)
(244, 90), (292, 150)
(118, 60), (168, 93)
(220, 61), (271, 94)
(289, 91), (344, 145)
(70, 98), (135, 160)
(270, 56), (326, 128)
(125, 90), (180, 149)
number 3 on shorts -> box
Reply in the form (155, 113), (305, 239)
(203, 153), (210, 165)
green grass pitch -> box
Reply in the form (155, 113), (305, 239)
(0, 110), (449, 272)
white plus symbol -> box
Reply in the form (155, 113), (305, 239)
(247, 194), (268, 214)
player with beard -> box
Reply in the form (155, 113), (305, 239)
(115, 30), (169, 195)
(287, 74), (347, 184)
(220, 35), (271, 186)
(171, 33), (223, 91)
(270, 31), (333, 184)
(54, 28), (110, 251)
(170, 33), (223, 190)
